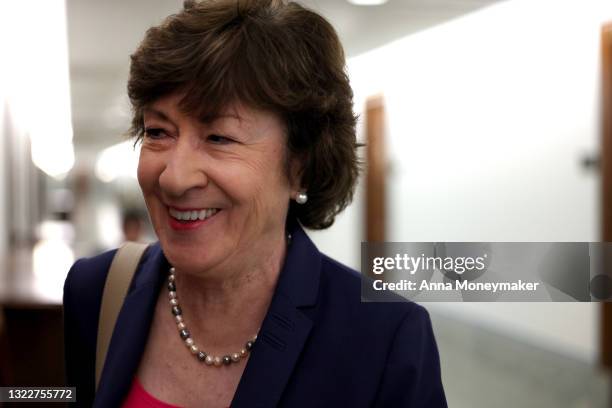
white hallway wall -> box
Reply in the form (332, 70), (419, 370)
(308, 0), (612, 362)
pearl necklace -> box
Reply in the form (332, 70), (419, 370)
(167, 267), (257, 367)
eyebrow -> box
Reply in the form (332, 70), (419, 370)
(143, 107), (244, 125)
(143, 107), (172, 123)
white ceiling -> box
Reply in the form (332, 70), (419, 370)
(67, 0), (503, 158)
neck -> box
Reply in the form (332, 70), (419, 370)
(170, 230), (288, 338)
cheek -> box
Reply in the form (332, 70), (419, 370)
(245, 156), (290, 197)
(223, 161), (287, 217)
(137, 151), (159, 192)
(252, 162), (292, 213)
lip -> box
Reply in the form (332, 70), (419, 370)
(167, 208), (221, 231)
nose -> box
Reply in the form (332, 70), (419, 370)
(158, 138), (208, 198)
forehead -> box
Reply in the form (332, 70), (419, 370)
(143, 93), (283, 132)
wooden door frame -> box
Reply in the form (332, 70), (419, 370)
(365, 95), (386, 243)
(601, 22), (612, 370)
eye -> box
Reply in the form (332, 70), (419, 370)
(207, 134), (234, 144)
(144, 128), (168, 139)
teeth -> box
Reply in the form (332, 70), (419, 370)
(169, 208), (219, 221)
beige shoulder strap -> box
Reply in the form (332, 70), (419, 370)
(95, 242), (148, 391)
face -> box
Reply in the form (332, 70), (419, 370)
(138, 93), (298, 277)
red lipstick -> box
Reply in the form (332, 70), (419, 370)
(167, 208), (221, 231)
(168, 217), (208, 230)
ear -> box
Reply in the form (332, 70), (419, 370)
(287, 154), (306, 194)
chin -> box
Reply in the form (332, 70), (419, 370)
(161, 241), (219, 274)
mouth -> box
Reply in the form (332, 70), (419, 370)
(169, 207), (220, 221)
(167, 207), (221, 230)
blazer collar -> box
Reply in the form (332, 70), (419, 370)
(94, 220), (321, 407)
(231, 219), (321, 407)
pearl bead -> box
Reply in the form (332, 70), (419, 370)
(213, 356), (222, 367)
(190, 345), (199, 354)
(296, 191), (308, 204)
(175, 315), (183, 323)
(197, 351), (207, 362)
(185, 338), (194, 346)
(205, 355), (214, 365)
(245, 341), (254, 351)
(253, 334), (258, 341)
(222, 356), (232, 365)
(170, 299), (178, 306)
(168, 291), (177, 299)
(231, 353), (240, 362)
(168, 281), (176, 291)
(180, 329), (190, 340)
(177, 322), (186, 330)
(240, 349), (247, 357)
(171, 305), (182, 316)
(169, 267), (176, 274)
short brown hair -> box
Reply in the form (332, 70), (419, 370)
(128, 0), (360, 229)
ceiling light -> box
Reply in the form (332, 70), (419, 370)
(95, 141), (140, 183)
(0, 0), (74, 180)
(348, 0), (388, 5)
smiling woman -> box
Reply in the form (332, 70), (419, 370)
(63, 1), (446, 407)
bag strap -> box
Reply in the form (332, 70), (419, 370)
(95, 242), (149, 391)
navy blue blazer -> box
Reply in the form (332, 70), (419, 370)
(63, 222), (447, 407)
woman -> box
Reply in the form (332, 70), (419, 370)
(63, 0), (447, 407)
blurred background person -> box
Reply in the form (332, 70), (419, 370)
(121, 209), (145, 243)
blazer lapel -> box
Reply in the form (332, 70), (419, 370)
(231, 222), (321, 408)
(93, 243), (168, 408)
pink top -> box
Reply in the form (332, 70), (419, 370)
(122, 378), (181, 408)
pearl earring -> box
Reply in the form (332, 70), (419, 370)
(295, 191), (308, 204)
